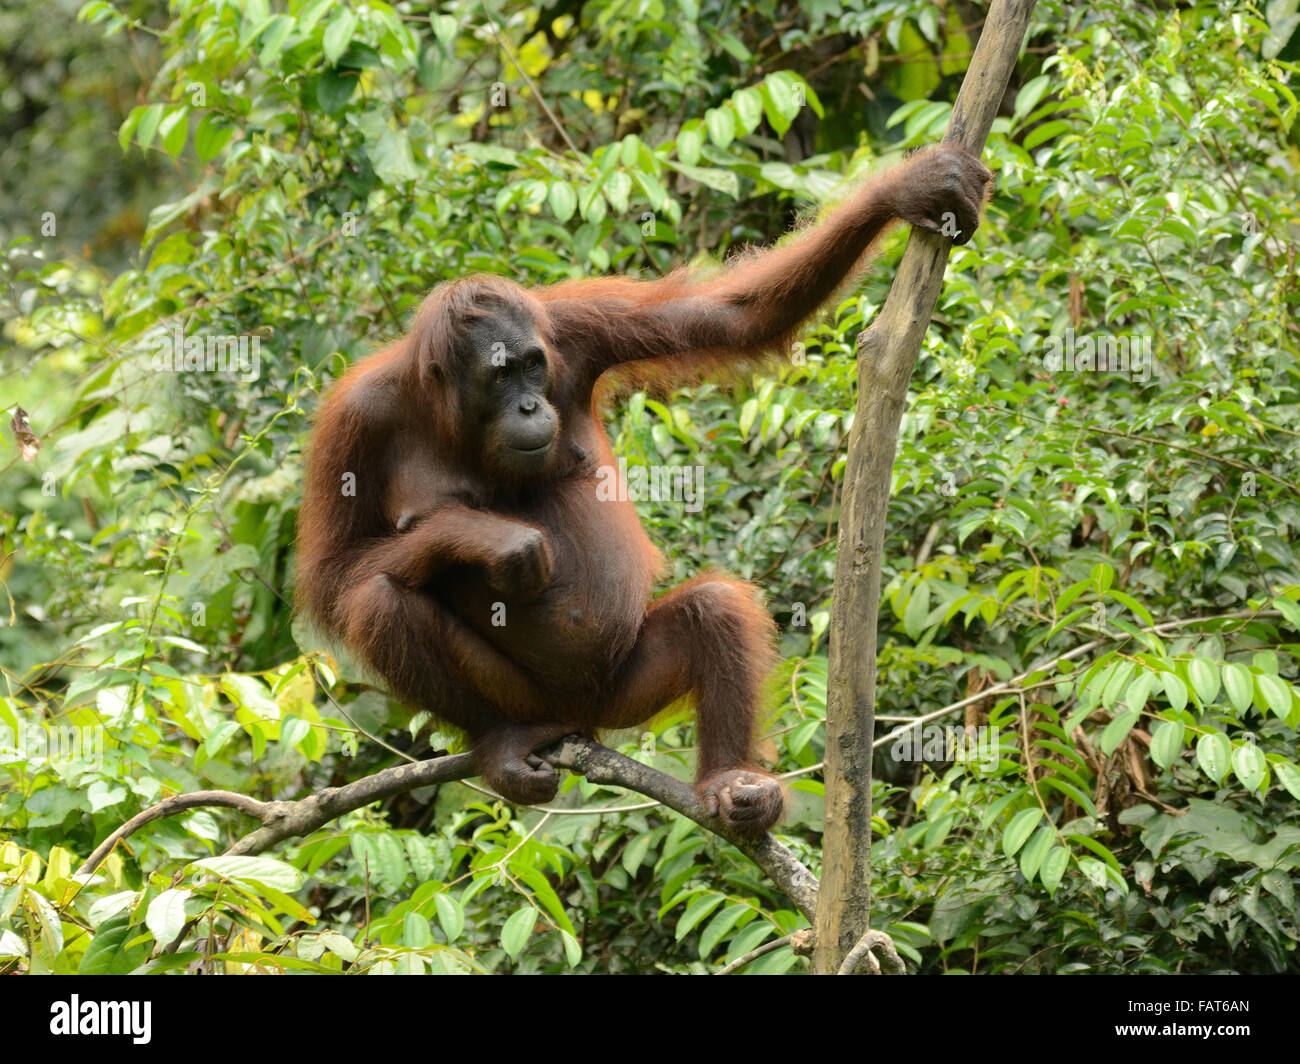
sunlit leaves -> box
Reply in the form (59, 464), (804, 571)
(1196, 731), (1232, 783)
(1001, 808), (1042, 857)
(1148, 719), (1184, 769)
(322, 9), (357, 63)
(501, 906), (537, 960)
(13, 0), (1300, 981)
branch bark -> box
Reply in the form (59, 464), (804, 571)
(814, 0), (1039, 975)
(554, 738), (819, 921)
(77, 737), (819, 924)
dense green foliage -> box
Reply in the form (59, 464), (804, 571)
(2, 0), (1299, 974)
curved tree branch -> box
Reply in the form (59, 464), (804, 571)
(837, 928), (906, 975)
(551, 738), (820, 921)
(76, 791), (273, 877)
(76, 737), (818, 922)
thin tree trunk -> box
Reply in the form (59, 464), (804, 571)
(814, 0), (1040, 975)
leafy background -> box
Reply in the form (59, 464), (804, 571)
(1, 0), (1299, 973)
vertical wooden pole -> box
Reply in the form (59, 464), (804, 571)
(814, 0), (1040, 974)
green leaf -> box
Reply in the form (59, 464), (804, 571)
(761, 74), (799, 136)
(204, 719), (241, 758)
(1098, 709), (1140, 756)
(1019, 825), (1055, 882)
(604, 171), (632, 214)
(323, 9), (358, 63)
(1022, 119), (1073, 150)
(749, 947), (799, 974)
(336, 42), (381, 70)
(192, 856), (304, 893)
(135, 103), (164, 150)
(621, 832), (652, 875)
(923, 813), (955, 851)
(255, 883), (314, 923)
(725, 921), (774, 962)
(1222, 663), (1253, 713)
(549, 181), (577, 223)
(738, 398), (759, 438)
(87, 891), (137, 927)
(1231, 741), (1266, 792)
(713, 31), (751, 62)
(373, 832), (409, 892)
(560, 929), (582, 968)
(501, 906), (537, 960)
(511, 865), (574, 936)
(317, 69), (358, 114)
(1108, 589), (1153, 625)
(1090, 562), (1115, 593)
(677, 125), (702, 165)
(1148, 719), (1184, 770)
(194, 114), (234, 161)
(1261, 870), (1294, 909)
(0, 929), (24, 959)
(403, 913), (432, 948)
(88, 781), (126, 812)
(431, 13), (457, 46)
(368, 129), (420, 184)
(667, 162), (740, 198)
(220, 674), (279, 718)
(417, 38), (443, 89)
(145, 888), (191, 946)
(1068, 834), (1122, 873)
(698, 902), (749, 960)
(980, 789), (1023, 829)
(158, 107), (189, 156)
(732, 87), (763, 133)
(24, 890), (62, 959)
(705, 108), (735, 148)
(1002, 807), (1042, 857)
(79, 916), (136, 974)
(1161, 672), (1188, 713)
(1272, 596), (1300, 633)
(434, 893), (464, 942)
(902, 581), (931, 638)
(1255, 673), (1292, 719)
(1123, 671), (1153, 712)
(1188, 658), (1220, 705)
(316, 931), (355, 963)
(296, 0), (333, 33)
(674, 892), (724, 941)
(280, 715), (310, 750)
(118, 105), (146, 151)
(258, 14), (294, 65)
(634, 171), (669, 210)
(1100, 661), (1134, 709)
(1013, 74), (1051, 123)
(1037, 777), (1097, 819)
(1196, 731), (1231, 783)
(1078, 856), (1109, 889)
(1040, 846), (1069, 894)
(350, 831), (376, 880)
(1273, 759), (1300, 800)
